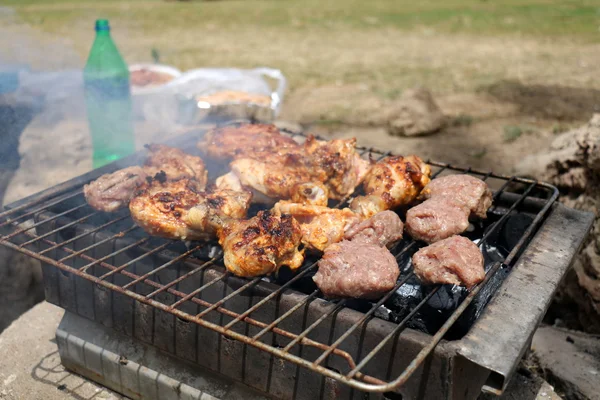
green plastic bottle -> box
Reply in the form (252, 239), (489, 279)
(84, 19), (135, 168)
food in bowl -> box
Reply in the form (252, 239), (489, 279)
(130, 68), (176, 87)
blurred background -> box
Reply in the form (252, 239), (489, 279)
(0, 1), (599, 397)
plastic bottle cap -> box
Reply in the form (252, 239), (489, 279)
(95, 19), (110, 32)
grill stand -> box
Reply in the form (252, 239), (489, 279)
(51, 203), (594, 400)
(56, 311), (270, 400)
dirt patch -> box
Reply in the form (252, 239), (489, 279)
(483, 80), (600, 121)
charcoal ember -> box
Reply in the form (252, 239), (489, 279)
(501, 214), (534, 252)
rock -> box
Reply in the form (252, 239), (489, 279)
(532, 326), (600, 400)
(478, 370), (562, 400)
(515, 114), (600, 333)
(0, 246), (44, 333)
(386, 87), (446, 137)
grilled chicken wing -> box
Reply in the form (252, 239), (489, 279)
(351, 155), (431, 218)
(198, 123), (300, 162)
(274, 203), (360, 252)
(218, 209), (304, 277)
(84, 166), (148, 212)
(144, 144), (208, 187)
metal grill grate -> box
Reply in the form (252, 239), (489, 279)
(0, 126), (558, 393)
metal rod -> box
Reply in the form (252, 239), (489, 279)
(95, 241), (172, 277)
(169, 272), (231, 310)
(0, 189), (82, 225)
(38, 215), (130, 255)
(19, 211), (98, 247)
(223, 263), (319, 330)
(73, 237), (149, 269)
(194, 277), (263, 319)
(2, 203), (87, 240)
(144, 254), (223, 300)
(283, 299), (347, 352)
(312, 272), (416, 366)
(252, 289), (320, 341)
(346, 287), (440, 378)
(121, 244), (204, 289)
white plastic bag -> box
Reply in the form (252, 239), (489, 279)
(169, 67), (287, 124)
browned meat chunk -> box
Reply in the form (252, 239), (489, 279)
(144, 144), (208, 187)
(314, 240), (399, 299)
(218, 209), (304, 277)
(405, 197), (470, 243)
(420, 174), (492, 219)
(411, 235), (484, 288)
(350, 155), (431, 218)
(344, 211), (404, 248)
(197, 123), (300, 162)
(83, 166), (148, 212)
(129, 178), (209, 241)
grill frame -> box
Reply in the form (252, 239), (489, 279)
(0, 125), (593, 399)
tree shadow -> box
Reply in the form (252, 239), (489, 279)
(31, 350), (123, 400)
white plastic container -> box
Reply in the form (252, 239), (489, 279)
(128, 64), (182, 127)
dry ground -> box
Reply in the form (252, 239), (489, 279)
(1, 0), (600, 187)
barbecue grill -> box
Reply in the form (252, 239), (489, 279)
(0, 123), (594, 400)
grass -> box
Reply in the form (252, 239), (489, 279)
(7, 0), (600, 39)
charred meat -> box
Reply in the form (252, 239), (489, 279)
(218, 209), (304, 277)
(274, 202), (360, 253)
(129, 178), (208, 241)
(411, 235), (484, 288)
(144, 144), (208, 187)
(197, 123), (300, 162)
(186, 189), (252, 236)
(83, 166), (148, 212)
(84, 145), (208, 212)
(314, 240), (399, 299)
(351, 155), (431, 218)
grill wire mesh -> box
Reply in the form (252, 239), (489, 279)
(0, 126), (558, 393)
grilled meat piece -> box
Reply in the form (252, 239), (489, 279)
(84, 166), (148, 212)
(314, 240), (399, 299)
(412, 235), (484, 288)
(186, 189), (252, 236)
(274, 203), (360, 253)
(351, 155), (431, 218)
(344, 211), (403, 248)
(405, 197), (470, 243)
(303, 136), (371, 200)
(84, 144), (208, 212)
(129, 178), (208, 240)
(229, 156), (311, 203)
(144, 144), (208, 187)
(210, 126), (368, 203)
(420, 174), (492, 219)
(218, 209), (304, 277)
(197, 123), (300, 162)
(289, 182), (329, 206)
